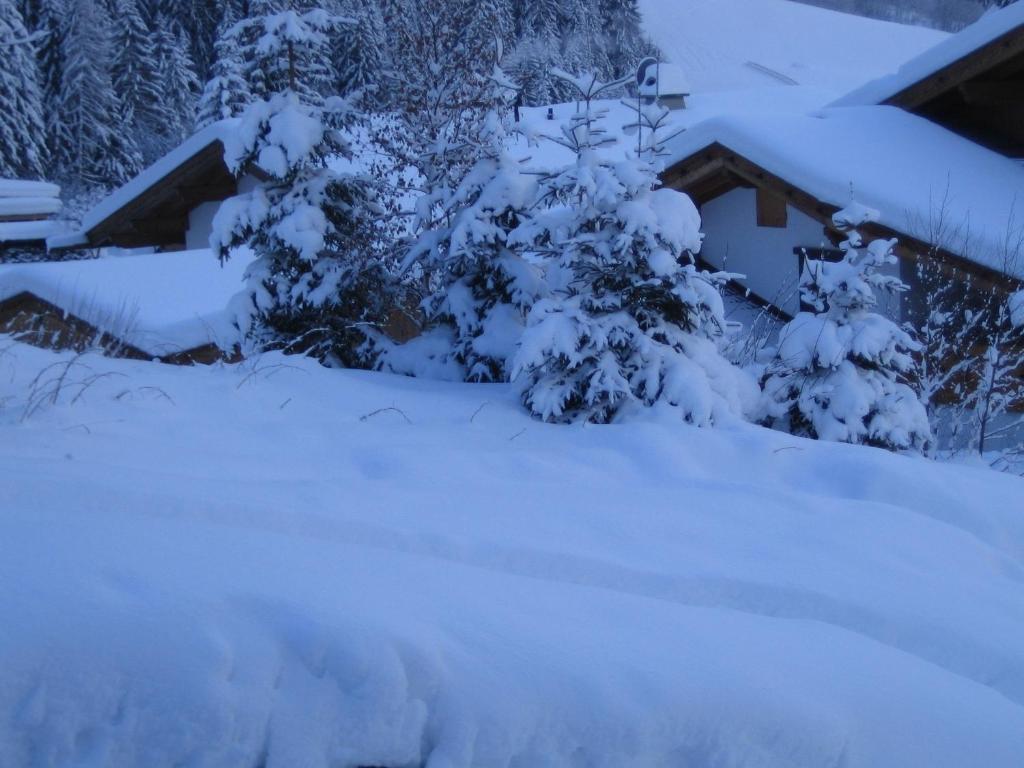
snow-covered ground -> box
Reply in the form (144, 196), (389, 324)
(639, 0), (947, 96)
(1, 341), (1023, 767)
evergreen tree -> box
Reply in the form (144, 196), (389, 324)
(110, 0), (162, 136)
(409, 62), (545, 382)
(0, 0), (49, 178)
(760, 205), (932, 453)
(599, 0), (644, 78)
(211, 92), (389, 366)
(232, 8), (343, 104)
(151, 13), (201, 152)
(333, 0), (386, 97)
(195, 5), (253, 128)
(512, 72), (754, 424)
(57, 0), (143, 187)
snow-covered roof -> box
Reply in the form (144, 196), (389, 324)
(81, 119), (240, 236)
(665, 105), (1024, 278)
(654, 63), (691, 96)
(833, 4), (1024, 107)
(0, 219), (72, 244)
(0, 248), (249, 355)
(639, 0), (947, 96)
(0, 178), (60, 199)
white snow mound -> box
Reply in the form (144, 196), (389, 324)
(0, 344), (1022, 767)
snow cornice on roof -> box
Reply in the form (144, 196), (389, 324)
(832, 4), (1024, 108)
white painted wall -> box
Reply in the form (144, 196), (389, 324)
(698, 187), (904, 320)
(185, 174), (261, 252)
(699, 187), (822, 316)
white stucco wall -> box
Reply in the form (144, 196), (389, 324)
(699, 187), (824, 317)
(698, 187), (904, 320)
(185, 174), (261, 252)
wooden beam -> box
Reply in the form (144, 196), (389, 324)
(957, 80), (1024, 106)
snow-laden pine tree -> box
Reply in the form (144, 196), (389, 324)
(761, 205), (931, 452)
(195, 5), (253, 128)
(29, 0), (65, 162)
(232, 8), (342, 106)
(332, 0), (386, 97)
(403, 62), (545, 383)
(111, 0), (164, 154)
(211, 92), (389, 365)
(150, 13), (201, 155)
(511, 72), (755, 424)
(0, 0), (49, 178)
(56, 0), (143, 187)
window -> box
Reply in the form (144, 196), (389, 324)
(756, 188), (787, 228)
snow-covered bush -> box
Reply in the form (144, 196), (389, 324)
(967, 287), (1024, 458)
(400, 62), (546, 383)
(761, 206), (931, 452)
(211, 92), (389, 366)
(511, 71), (756, 425)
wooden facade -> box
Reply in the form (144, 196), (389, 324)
(83, 140), (240, 250)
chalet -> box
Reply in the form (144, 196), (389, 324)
(662, 3), (1024, 319)
(0, 179), (69, 261)
(68, 119), (261, 253)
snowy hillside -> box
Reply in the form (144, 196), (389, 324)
(639, 0), (948, 94)
(1, 342), (1023, 767)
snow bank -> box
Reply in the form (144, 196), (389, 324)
(638, 0), (946, 96)
(0, 344), (1022, 766)
(0, 249), (249, 355)
(834, 2), (1024, 107)
(664, 105), (1024, 277)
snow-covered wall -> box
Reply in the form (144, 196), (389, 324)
(699, 188), (824, 316)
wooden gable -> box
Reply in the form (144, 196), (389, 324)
(85, 140), (239, 250)
(661, 144), (1018, 296)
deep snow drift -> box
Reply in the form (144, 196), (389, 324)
(1, 341), (1023, 767)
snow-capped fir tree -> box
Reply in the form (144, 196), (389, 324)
(760, 205), (931, 453)
(195, 5), (253, 128)
(211, 93), (389, 365)
(404, 58), (545, 382)
(150, 13), (201, 155)
(232, 8), (343, 106)
(56, 0), (143, 187)
(332, 0), (386, 97)
(111, 0), (163, 152)
(511, 71), (755, 424)
(0, 0), (49, 178)
(28, 0), (65, 162)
